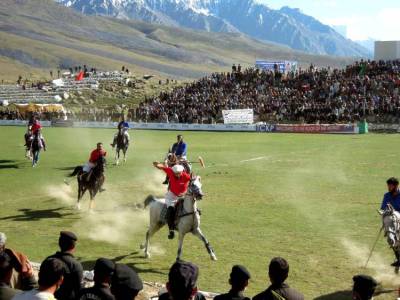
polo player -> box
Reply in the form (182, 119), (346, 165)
(111, 119), (130, 148)
(83, 143), (107, 189)
(380, 177), (400, 266)
(171, 134), (187, 160)
(153, 162), (191, 240)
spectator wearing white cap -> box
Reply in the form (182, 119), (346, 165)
(153, 162), (191, 239)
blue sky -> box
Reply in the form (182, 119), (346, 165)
(260, 0), (400, 41)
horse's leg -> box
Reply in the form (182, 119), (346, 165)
(115, 148), (119, 165)
(123, 146), (128, 163)
(142, 224), (162, 259)
(89, 189), (95, 211)
(176, 231), (186, 261)
(193, 228), (217, 261)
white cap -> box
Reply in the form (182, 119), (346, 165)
(172, 165), (184, 173)
(0, 232), (6, 246)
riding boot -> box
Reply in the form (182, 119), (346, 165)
(391, 250), (400, 267)
(167, 206), (175, 239)
(163, 176), (169, 185)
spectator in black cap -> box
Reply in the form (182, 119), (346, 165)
(352, 275), (377, 300)
(159, 261), (205, 300)
(253, 257), (303, 300)
(0, 252), (21, 300)
(44, 231), (83, 300)
(111, 264), (143, 300)
(13, 258), (64, 300)
(78, 258), (115, 300)
(380, 177), (400, 266)
(214, 265), (251, 300)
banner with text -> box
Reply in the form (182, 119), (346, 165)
(222, 109), (254, 124)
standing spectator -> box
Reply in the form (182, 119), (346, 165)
(252, 257), (303, 300)
(12, 258), (64, 300)
(111, 264), (143, 300)
(0, 233), (36, 291)
(45, 231), (83, 300)
(0, 252), (21, 300)
(78, 258), (115, 300)
(214, 265), (251, 300)
(158, 261), (205, 300)
(352, 275), (377, 300)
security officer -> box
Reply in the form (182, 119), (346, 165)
(45, 231), (83, 300)
(214, 265), (251, 300)
(78, 258), (115, 300)
(111, 264), (143, 300)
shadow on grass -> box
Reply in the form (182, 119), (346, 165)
(0, 207), (74, 221)
(81, 252), (167, 275)
(54, 166), (78, 171)
(0, 159), (21, 169)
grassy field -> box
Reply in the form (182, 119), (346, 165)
(0, 126), (399, 299)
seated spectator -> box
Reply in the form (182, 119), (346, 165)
(111, 264), (143, 300)
(0, 233), (36, 291)
(252, 257), (303, 300)
(0, 253), (21, 300)
(159, 261), (205, 300)
(352, 275), (377, 300)
(12, 258), (64, 300)
(78, 258), (115, 300)
(214, 265), (251, 300)
(45, 231), (83, 300)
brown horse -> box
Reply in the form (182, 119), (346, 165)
(68, 156), (106, 210)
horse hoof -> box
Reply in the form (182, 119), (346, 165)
(210, 254), (218, 261)
(144, 253), (150, 259)
(76, 204), (81, 210)
(140, 244), (145, 250)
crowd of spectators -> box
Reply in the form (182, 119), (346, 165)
(136, 60), (400, 124)
(0, 231), (378, 300)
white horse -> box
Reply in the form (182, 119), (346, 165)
(381, 204), (400, 263)
(141, 176), (217, 261)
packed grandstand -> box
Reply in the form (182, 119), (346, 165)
(1, 60), (400, 124)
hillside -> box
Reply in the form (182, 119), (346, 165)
(0, 0), (355, 82)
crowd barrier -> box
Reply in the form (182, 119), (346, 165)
(0, 120), (365, 133)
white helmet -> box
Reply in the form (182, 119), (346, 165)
(172, 164), (184, 174)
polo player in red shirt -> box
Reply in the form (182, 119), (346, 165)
(83, 143), (107, 180)
(153, 162), (191, 239)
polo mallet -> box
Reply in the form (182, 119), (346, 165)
(364, 226), (384, 268)
(190, 156), (206, 168)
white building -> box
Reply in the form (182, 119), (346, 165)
(374, 41), (400, 60)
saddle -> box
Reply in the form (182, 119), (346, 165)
(160, 199), (184, 227)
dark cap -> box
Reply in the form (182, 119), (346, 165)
(353, 275), (377, 299)
(168, 261), (199, 290)
(94, 258), (115, 276)
(60, 231), (77, 241)
(230, 265), (251, 283)
(112, 264), (143, 293)
(387, 177), (399, 185)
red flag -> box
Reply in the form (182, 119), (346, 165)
(75, 71), (84, 81)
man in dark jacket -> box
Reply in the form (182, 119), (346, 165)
(0, 252), (21, 300)
(78, 258), (115, 300)
(45, 231), (83, 300)
(214, 265), (251, 300)
(252, 257), (303, 300)
(111, 264), (143, 300)
(352, 275), (377, 300)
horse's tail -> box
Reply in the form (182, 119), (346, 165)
(69, 166), (83, 177)
(144, 195), (156, 208)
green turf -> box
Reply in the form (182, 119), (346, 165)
(0, 127), (398, 299)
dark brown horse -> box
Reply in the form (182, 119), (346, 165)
(69, 156), (106, 210)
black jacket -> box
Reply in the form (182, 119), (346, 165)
(252, 283), (304, 300)
(78, 283), (115, 300)
(214, 290), (250, 300)
(45, 252), (83, 300)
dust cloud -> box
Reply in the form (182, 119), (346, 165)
(45, 184), (75, 205)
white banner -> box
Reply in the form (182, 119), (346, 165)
(222, 109), (254, 124)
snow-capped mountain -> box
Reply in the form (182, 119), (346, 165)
(56, 0), (371, 57)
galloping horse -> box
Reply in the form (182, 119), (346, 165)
(381, 204), (400, 262)
(141, 176), (217, 261)
(69, 156), (106, 210)
(113, 129), (129, 165)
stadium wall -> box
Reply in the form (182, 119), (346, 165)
(0, 120), (360, 133)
